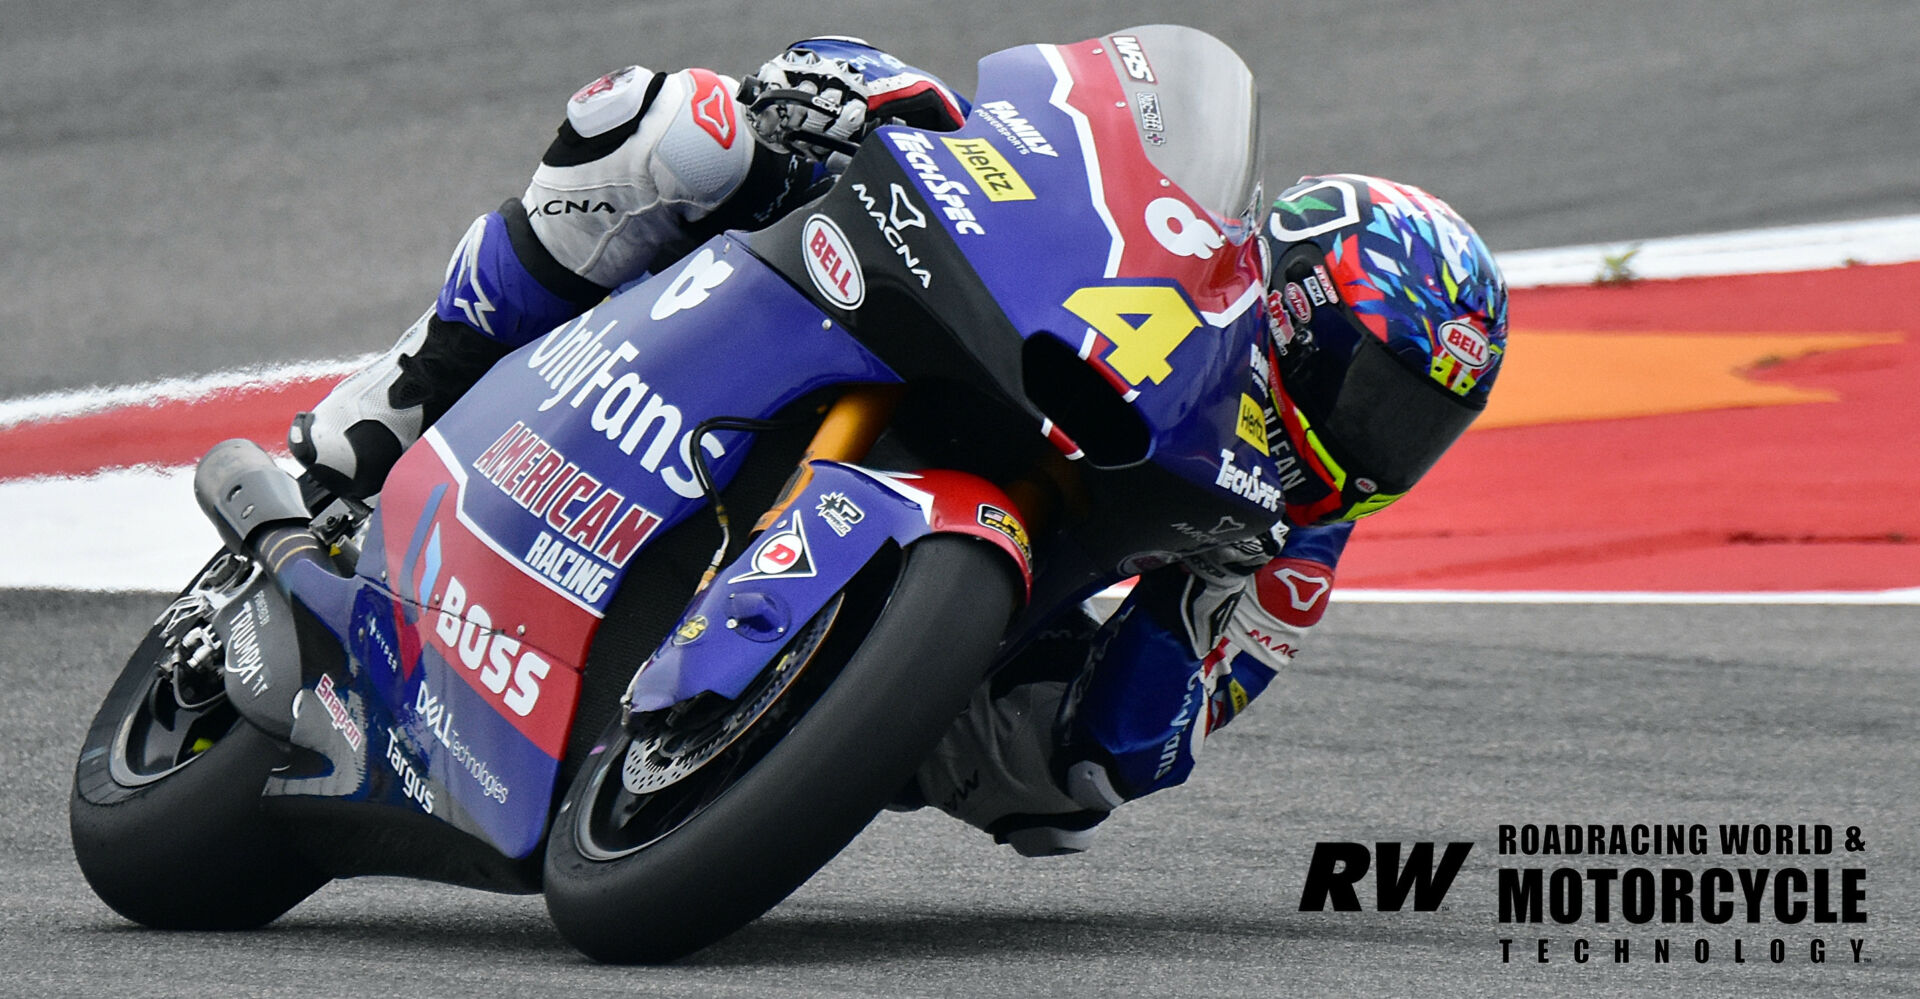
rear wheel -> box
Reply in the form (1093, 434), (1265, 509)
(543, 536), (1018, 963)
(69, 553), (327, 929)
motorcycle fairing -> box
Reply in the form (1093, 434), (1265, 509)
(262, 235), (900, 857)
(626, 460), (1032, 712)
(929, 32), (1279, 510)
(740, 28), (1291, 569)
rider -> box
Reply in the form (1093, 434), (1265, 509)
(290, 37), (1509, 857)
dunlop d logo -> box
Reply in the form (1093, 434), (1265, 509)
(940, 137), (1034, 202)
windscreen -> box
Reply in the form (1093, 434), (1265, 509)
(1105, 25), (1266, 242)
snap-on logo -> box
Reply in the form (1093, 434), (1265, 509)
(802, 214), (865, 309)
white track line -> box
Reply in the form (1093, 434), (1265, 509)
(4, 216), (1917, 595)
(1497, 213), (1920, 288)
(0, 354), (374, 429)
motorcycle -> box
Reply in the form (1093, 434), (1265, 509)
(71, 24), (1282, 963)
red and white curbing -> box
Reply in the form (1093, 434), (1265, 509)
(4, 217), (1919, 597)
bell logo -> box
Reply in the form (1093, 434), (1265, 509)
(1298, 841), (1473, 912)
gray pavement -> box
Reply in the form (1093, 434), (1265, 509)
(3, 2), (1918, 397)
(4, 592), (1915, 996)
(3, 2), (1919, 995)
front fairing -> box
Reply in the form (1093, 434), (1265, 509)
(749, 25), (1286, 572)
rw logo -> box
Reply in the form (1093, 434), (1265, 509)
(1298, 841), (1474, 912)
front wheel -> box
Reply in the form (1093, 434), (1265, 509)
(69, 553), (328, 929)
(543, 536), (1019, 963)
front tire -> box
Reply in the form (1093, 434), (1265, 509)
(543, 536), (1019, 963)
(69, 555), (328, 929)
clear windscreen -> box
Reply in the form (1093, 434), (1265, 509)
(1113, 25), (1267, 243)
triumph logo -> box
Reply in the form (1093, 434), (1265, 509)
(223, 602), (269, 698)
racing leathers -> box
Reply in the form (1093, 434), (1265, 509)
(289, 38), (1353, 858)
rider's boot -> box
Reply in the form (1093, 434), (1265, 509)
(906, 678), (1126, 857)
(288, 309), (510, 501)
(898, 616), (1129, 857)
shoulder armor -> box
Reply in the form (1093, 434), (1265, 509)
(567, 65), (655, 138)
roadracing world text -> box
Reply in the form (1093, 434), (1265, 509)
(1494, 822), (1869, 967)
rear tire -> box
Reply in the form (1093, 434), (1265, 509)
(543, 536), (1019, 963)
(70, 556), (328, 929)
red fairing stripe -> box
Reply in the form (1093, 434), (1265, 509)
(1052, 39), (1263, 313)
(380, 439), (595, 759)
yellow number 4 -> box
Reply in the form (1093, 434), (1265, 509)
(1062, 285), (1201, 386)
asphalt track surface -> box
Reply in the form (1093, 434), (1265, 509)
(4, 2), (1919, 996)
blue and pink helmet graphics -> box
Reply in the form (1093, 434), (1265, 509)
(1270, 174), (1509, 403)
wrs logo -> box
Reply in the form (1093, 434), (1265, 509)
(1299, 841), (1474, 912)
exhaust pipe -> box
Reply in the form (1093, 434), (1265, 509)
(193, 439), (333, 577)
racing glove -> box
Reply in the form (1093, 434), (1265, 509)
(1177, 523), (1318, 672)
(740, 48), (870, 166)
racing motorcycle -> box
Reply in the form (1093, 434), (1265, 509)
(71, 24), (1284, 963)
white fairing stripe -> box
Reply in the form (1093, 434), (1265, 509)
(1201, 280), (1264, 328)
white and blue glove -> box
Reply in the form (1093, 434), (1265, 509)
(742, 48), (871, 164)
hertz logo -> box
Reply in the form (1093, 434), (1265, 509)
(940, 137), (1034, 202)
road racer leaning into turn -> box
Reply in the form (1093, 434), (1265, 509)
(286, 35), (1510, 857)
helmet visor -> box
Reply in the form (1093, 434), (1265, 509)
(1315, 331), (1483, 494)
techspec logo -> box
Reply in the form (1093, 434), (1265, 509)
(889, 131), (985, 233)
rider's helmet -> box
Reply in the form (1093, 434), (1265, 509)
(1260, 173), (1509, 525)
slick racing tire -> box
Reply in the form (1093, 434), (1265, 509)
(544, 536), (1020, 963)
(70, 559), (328, 930)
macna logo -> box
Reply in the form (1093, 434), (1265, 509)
(1299, 841), (1474, 912)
